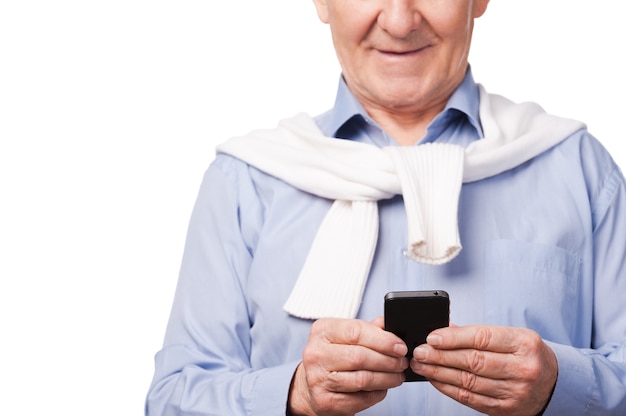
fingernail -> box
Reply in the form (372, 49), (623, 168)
(394, 342), (408, 356)
(427, 334), (442, 346)
(413, 346), (427, 361)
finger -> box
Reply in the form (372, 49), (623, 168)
(308, 388), (388, 416)
(370, 316), (385, 329)
(428, 379), (508, 416)
(313, 343), (408, 373)
(312, 318), (407, 357)
(428, 377), (548, 416)
(426, 325), (531, 353)
(412, 344), (514, 379)
(305, 322), (408, 374)
(411, 358), (518, 397)
(323, 369), (405, 393)
(371, 315), (408, 357)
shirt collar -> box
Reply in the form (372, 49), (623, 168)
(321, 66), (484, 141)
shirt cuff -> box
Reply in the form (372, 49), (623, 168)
(542, 341), (594, 415)
(246, 360), (301, 415)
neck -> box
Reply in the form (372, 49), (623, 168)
(365, 104), (443, 145)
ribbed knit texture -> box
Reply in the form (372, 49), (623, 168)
(282, 200), (379, 319)
(384, 144), (464, 264)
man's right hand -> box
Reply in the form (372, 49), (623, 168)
(287, 317), (409, 416)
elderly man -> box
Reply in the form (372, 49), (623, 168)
(146, 1), (626, 415)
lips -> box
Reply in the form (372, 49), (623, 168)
(377, 45), (430, 57)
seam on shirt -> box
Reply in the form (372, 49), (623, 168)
(591, 167), (622, 230)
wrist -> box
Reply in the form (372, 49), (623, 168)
(286, 362), (313, 416)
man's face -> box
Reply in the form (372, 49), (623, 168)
(313, 0), (489, 115)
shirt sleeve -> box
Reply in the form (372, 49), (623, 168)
(543, 154), (626, 414)
(145, 156), (298, 415)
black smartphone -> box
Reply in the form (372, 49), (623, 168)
(384, 290), (450, 381)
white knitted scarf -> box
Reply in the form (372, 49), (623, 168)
(217, 85), (584, 319)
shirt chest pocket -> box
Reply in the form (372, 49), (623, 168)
(484, 240), (583, 344)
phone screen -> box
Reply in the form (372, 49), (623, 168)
(384, 290), (450, 381)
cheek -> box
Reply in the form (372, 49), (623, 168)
(330, 29), (358, 69)
(435, 18), (474, 60)
(327, 5), (375, 45)
(329, 23), (369, 66)
(428, 7), (473, 42)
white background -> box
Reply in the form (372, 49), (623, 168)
(1, 1), (624, 414)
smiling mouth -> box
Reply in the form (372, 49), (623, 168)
(378, 45), (430, 56)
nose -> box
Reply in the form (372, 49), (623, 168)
(377, 0), (422, 39)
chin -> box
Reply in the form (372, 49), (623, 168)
(377, 87), (429, 109)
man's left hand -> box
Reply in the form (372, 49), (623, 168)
(410, 325), (557, 416)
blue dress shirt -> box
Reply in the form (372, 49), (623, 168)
(146, 69), (626, 415)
